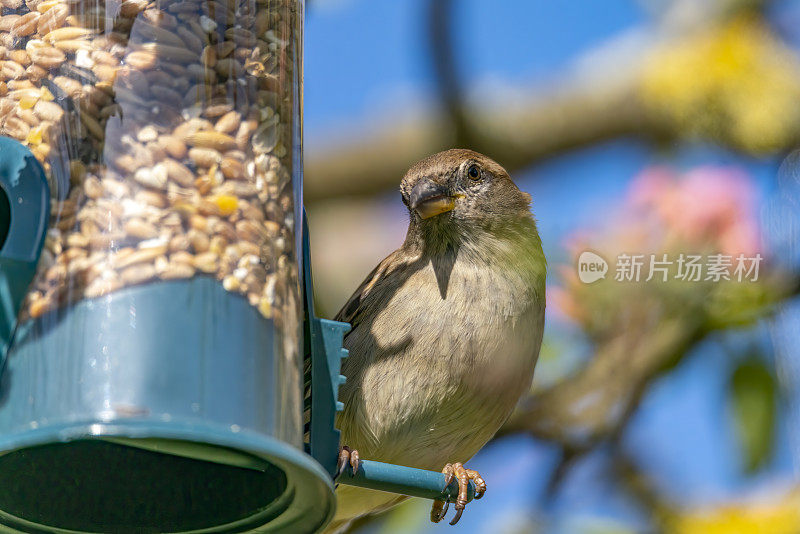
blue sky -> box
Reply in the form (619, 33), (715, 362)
(306, 0), (644, 142)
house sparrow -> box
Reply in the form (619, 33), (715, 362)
(326, 149), (546, 532)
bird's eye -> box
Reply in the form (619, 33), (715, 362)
(467, 165), (480, 180)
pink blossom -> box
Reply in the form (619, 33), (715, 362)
(623, 165), (762, 255)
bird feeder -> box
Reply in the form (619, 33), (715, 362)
(0, 0), (475, 532)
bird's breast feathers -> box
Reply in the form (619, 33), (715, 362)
(339, 242), (545, 467)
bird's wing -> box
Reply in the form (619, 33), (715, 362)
(333, 248), (409, 335)
(304, 248), (412, 443)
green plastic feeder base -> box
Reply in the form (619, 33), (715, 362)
(0, 280), (335, 533)
(0, 421), (333, 533)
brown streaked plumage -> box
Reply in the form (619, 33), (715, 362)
(325, 149), (546, 532)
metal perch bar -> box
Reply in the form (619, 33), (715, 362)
(337, 459), (476, 503)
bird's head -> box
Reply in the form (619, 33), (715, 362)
(400, 149), (532, 228)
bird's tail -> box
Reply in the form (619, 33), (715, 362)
(319, 518), (353, 534)
(319, 490), (409, 533)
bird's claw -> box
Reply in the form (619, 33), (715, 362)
(430, 463), (486, 525)
(431, 496), (449, 523)
(335, 446), (360, 480)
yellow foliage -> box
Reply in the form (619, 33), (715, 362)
(669, 488), (800, 534)
(640, 16), (800, 153)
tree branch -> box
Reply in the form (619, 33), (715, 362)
(305, 1), (796, 204)
(612, 451), (675, 532)
(499, 272), (800, 449)
(427, 0), (475, 150)
(304, 73), (663, 203)
(499, 316), (703, 447)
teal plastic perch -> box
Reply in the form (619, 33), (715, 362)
(337, 459), (476, 503)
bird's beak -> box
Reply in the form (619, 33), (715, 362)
(409, 180), (455, 219)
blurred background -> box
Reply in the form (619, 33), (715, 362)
(303, 0), (800, 532)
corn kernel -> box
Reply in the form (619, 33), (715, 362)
(19, 95), (38, 109)
(40, 87), (54, 102)
(37, 0), (60, 12)
(258, 298), (272, 318)
(213, 194), (238, 216)
(26, 127), (43, 145)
